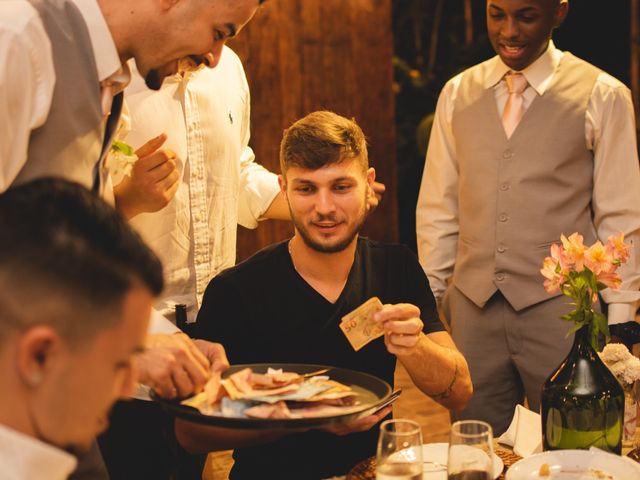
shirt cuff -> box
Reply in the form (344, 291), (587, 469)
(607, 302), (638, 325)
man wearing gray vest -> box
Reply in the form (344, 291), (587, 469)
(0, 0), (261, 477)
(416, 0), (640, 435)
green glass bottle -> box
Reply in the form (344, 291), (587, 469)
(541, 325), (624, 454)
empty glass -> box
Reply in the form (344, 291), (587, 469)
(376, 418), (423, 480)
(447, 420), (493, 480)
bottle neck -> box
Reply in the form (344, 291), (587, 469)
(571, 325), (597, 358)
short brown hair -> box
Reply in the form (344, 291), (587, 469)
(279, 111), (368, 175)
(0, 178), (163, 349)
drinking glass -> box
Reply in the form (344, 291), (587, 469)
(376, 418), (423, 480)
(447, 420), (493, 480)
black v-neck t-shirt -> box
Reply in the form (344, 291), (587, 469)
(196, 237), (442, 479)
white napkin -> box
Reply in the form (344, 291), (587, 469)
(497, 404), (542, 457)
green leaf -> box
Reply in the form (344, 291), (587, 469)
(111, 140), (135, 156)
(566, 321), (586, 337)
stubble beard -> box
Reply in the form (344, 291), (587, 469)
(291, 208), (367, 254)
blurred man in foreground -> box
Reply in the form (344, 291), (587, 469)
(0, 178), (164, 479)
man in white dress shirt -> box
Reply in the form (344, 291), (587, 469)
(416, 0), (640, 435)
(98, 45), (284, 480)
(0, 0), (265, 397)
(0, 1), (262, 477)
(0, 178), (164, 480)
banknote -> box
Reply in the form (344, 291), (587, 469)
(339, 297), (384, 351)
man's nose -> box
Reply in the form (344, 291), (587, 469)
(502, 17), (520, 39)
(315, 190), (336, 214)
(203, 40), (225, 69)
(118, 360), (138, 399)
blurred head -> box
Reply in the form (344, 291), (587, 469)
(117, 0), (264, 90)
(486, 0), (568, 71)
(0, 178), (163, 451)
(279, 111), (375, 253)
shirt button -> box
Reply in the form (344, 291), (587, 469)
(497, 245), (506, 253)
(503, 150), (513, 159)
(496, 273), (505, 281)
(500, 183), (510, 191)
(499, 213), (509, 222)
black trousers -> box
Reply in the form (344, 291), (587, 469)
(98, 399), (206, 480)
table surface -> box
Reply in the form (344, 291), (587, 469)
(346, 438), (640, 480)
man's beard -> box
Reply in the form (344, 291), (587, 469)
(145, 69), (163, 90)
(291, 209), (366, 253)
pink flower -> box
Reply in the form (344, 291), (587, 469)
(607, 232), (630, 264)
(584, 240), (614, 275)
(541, 251), (565, 294)
(561, 233), (586, 271)
(597, 267), (622, 289)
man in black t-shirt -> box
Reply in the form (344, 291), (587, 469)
(177, 111), (472, 479)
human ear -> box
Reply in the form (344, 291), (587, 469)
(366, 167), (376, 188)
(553, 1), (569, 28)
(278, 174), (287, 195)
(16, 326), (60, 388)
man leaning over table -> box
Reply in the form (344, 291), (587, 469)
(0, 178), (164, 480)
(0, 0), (261, 476)
(173, 111), (472, 480)
(416, 0), (640, 436)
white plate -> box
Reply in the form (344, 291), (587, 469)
(505, 449), (640, 479)
(422, 442), (503, 479)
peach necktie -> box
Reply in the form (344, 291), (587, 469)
(502, 72), (528, 138)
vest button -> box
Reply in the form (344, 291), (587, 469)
(500, 183), (510, 191)
(496, 273), (505, 281)
(499, 213), (509, 222)
(503, 149), (513, 159)
(497, 245), (506, 253)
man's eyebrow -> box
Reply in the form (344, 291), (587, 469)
(226, 23), (238, 38)
(132, 345), (146, 355)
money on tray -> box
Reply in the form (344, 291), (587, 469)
(182, 367), (364, 419)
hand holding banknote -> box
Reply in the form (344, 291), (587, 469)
(373, 303), (423, 356)
(340, 298), (423, 356)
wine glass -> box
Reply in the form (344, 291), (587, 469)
(376, 418), (423, 480)
(447, 420), (493, 480)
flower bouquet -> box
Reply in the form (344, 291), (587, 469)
(539, 232), (631, 454)
(540, 232), (630, 350)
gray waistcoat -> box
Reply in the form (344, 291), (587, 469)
(14, 0), (119, 192)
(451, 53), (601, 311)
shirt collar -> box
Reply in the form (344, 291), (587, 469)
(484, 40), (563, 96)
(0, 423), (77, 479)
(68, 0), (130, 89)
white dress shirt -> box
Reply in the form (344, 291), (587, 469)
(417, 41), (640, 324)
(0, 423), (77, 480)
(123, 47), (280, 323)
(0, 0), (127, 192)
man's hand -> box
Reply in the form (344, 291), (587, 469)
(366, 181), (386, 214)
(192, 339), (230, 375)
(113, 133), (180, 219)
(373, 303), (424, 356)
(135, 333), (211, 399)
(320, 406), (392, 436)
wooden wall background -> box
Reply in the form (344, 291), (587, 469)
(228, 0), (398, 263)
